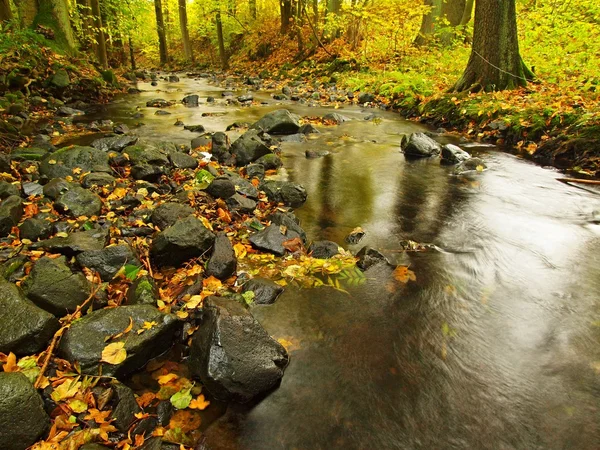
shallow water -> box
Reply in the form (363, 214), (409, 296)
(77, 75), (600, 449)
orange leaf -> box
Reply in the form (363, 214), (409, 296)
(283, 237), (303, 253)
(392, 266), (416, 283)
(157, 373), (179, 385)
(217, 208), (231, 224)
(136, 391), (156, 408)
(189, 394), (210, 410)
(168, 410), (202, 433)
(2, 352), (18, 372)
(202, 276), (222, 292)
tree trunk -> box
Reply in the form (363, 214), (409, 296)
(76, 0), (93, 51)
(129, 36), (136, 71)
(215, 9), (228, 70)
(17, 0), (38, 28)
(312, 0), (318, 23)
(414, 0), (441, 46)
(439, 0), (465, 44)
(249, 0), (256, 19)
(280, 0), (292, 34)
(459, 0), (475, 25)
(0, 0), (14, 22)
(178, 0), (193, 61)
(154, 0), (168, 65)
(453, 0), (534, 92)
(90, 0), (107, 68)
(35, 0), (77, 51)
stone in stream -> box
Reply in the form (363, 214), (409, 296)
(183, 124), (205, 133)
(189, 296), (289, 402)
(206, 233), (237, 280)
(131, 164), (165, 181)
(0, 280), (59, 355)
(402, 132), (441, 158)
(150, 202), (194, 229)
(146, 99), (173, 108)
(0, 181), (20, 199)
(250, 109), (300, 135)
(241, 277), (284, 305)
(58, 305), (178, 378)
(0, 372), (50, 450)
(211, 132), (231, 163)
(260, 180), (307, 208)
(54, 186), (103, 217)
(453, 157), (487, 175)
(10, 147), (50, 161)
(39, 146), (111, 179)
(76, 244), (141, 281)
(82, 172), (116, 188)
(230, 129), (272, 166)
(225, 193), (257, 214)
(356, 246), (390, 271)
(42, 178), (74, 199)
(182, 94), (199, 106)
(358, 92), (376, 104)
(249, 224), (303, 256)
(31, 227), (108, 256)
(255, 153), (283, 170)
(123, 143), (170, 166)
(246, 163), (265, 180)
(110, 382), (142, 432)
(206, 177), (236, 199)
(168, 75), (180, 82)
(309, 240), (341, 259)
(56, 106), (84, 116)
(221, 171), (259, 198)
(268, 211), (307, 243)
(191, 134), (211, 149)
(19, 217), (52, 241)
(0, 195), (23, 237)
(305, 150), (330, 159)
(126, 276), (158, 306)
(299, 123), (320, 135)
(23, 256), (91, 316)
(169, 151), (198, 169)
(441, 144), (471, 165)
(150, 216), (215, 268)
(91, 135), (138, 152)
(323, 112), (350, 124)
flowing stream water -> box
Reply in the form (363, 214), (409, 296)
(72, 75), (600, 449)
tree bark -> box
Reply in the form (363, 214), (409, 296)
(215, 9), (228, 70)
(0, 0), (13, 22)
(17, 0), (38, 28)
(178, 0), (193, 61)
(459, 0), (474, 25)
(453, 0), (534, 92)
(129, 36), (136, 71)
(280, 0), (292, 34)
(35, 0), (77, 51)
(154, 0), (168, 65)
(76, 0), (93, 51)
(414, 0), (441, 46)
(90, 0), (108, 69)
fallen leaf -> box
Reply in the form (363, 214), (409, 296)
(101, 342), (127, 365)
(189, 394), (210, 410)
(393, 266), (416, 283)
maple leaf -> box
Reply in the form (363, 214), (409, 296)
(101, 342), (127, 365)
(51, 378), (82, 402)
(202, 276), (222, 292)
(84, 408), (112, 424)
(189, 394), (210, 410)
(168, 410), (202, 432)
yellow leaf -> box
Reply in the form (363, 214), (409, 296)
(476, 165), (484, 172)
(101, 342), (127, 365)
(233, 243), (247, 259)
(48, 159), (57, 165)
(185, 295), (203, 309)
(51, 378), (82, 402)
(68, 399), (88, 413)
(189, 394), (210, 410)
(158, 373), (179, 385)
(107, 187), (127, 202)
(142, 321), (158, 330)
(202, 276), (222, 292)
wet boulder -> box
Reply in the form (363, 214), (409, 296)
(441, 144), (471, 165)
(299, 123), (320, 135)
(56, 106), (84, 117)
(51, 69), (70, 88)
(0, 181), (20, 199)
(131, 164), (165, 181)
(22, 182), (43, 196)
(356, 246), (390, 271)
(221, 172), (259, 198)
(189, 297), (289, 402)
(402, 132), (441, 158)
(169, 151), (198, 169)
(58, 305), (178, 378)
(182, 94), (199, 106)
(168, 75), (180, 82)
(23, 256), (91, 316)
(0, 281), (59, 355)
(82, 172), (116, 188)
(260, 180), (307, 208)
(150, 216), (215, 268)
(206, 233), (237, 280)
(242, 277), (284, 305)
(55, 186), (103, 218)
(19, 217), (52, 241)
(246, 163), (265, 180)
(268, 211), (307, 243)
(249, 224), (301, 256)
(255, 153), (283, 170)
(110, 382), (142, 432)
(454, 157), (487, 175)
(206, 177), (236, 199)
(231, 130), (272, 166)
(211, 132), (231, 163)
(91, 135), (138, 152)
(323, 112), (350, 124)
(40, 146), (111, 179)
(309, 240), (340, 259)
(123, 144), (170, 166)
(151, 202), (194, 229)
(126, 276), (158, 306)
(31, 228), (108, 256)
(76, 244), (140, 281)
(183, 124), (205, 133)
(42, 178), (73, 199)
(0, 372), (50, 450)
(0, 195), (23, 237)
(250, 109), (300, 135)
(225, 193), (257, 214)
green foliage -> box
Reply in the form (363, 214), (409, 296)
(170, 388), (193, 409)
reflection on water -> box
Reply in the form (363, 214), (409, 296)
(75, 76), (600, 449)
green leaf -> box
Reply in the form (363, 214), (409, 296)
(17, 356), (38, 370)
(195, 169), (215, 184)
(241, 290), (255, 306)
(170, 388), (192, 409)
(124, 264), (140, 281)
(82, 222), (94, 231)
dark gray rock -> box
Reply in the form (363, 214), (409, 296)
(82, 172), (115, 188)
(126, 276), (157, 306)
(231, 130), (272, 166)
(309, 240), (340, 259)
(238, 94), (253, 103)
(0, 181), (20, 199)
(182, 94), (199, 106)
(156, 401), (174, 426)
(246, 163), (265, 180)
(358, 92), (376, 103)
(76, 244), (140, 281)
(191, 134), (211, 149)
(146, 99), (172, 108)
(51, 69), (70, 88)
(0, 195), (23, 237)
(123, 144), (170, 166)
(260, 180), (307, 208)
(255, 153), (282, 170)
(23, 256), (91, 316)
(150, 216), (215, 268)
(32, 135), (56, 151)
(168, 75), (180, 82)
(206, 233), (236, 280)
(441, 144), (471, 164)
(211, 132), (230, 163)
(56, 106), (84, 116)
(249, 224), (299, 256)
(55, 187), (102, 217)
(268, 211), (306, 243)
(402, 132), (441, 158)
(250, 109), (300, 135)
(31, 228), (108, 256)
(0, 372), (49, 450)
(114, 124), (130, 134)
(454, 157), (487, 175)
(42, 178), (73, 199)
(169, 151), (198, 169)
(183, 124), (205, 133)
(189, 297), (289, 402)
(151, 202), (194, 229)
(323, 112), (350, 124)
(19, 218), (52, 241)
(206, 177), (236, 199)
(221, 172), (259, 198)
(225, 194), (257, 214)
(91, 135), (138, 152)
(58, 305), (178, 377)
(131, 164), (165, 181)
(242, 277), (284, 305)
(356, 246), (389, 271)
(111, 382), (142, 432)
(40, 146), (111, 179)
(298, 123), (320, 134)
(0, 281), (59, 355)
(22, 182), (44, 196)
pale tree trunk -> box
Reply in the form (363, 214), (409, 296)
(35, 0), (77, 51)
(154, 0), (168, 65)
(414, 0), (441, 46)
(90, 0), (108, 68)
(178, 0), (193, 61)
(215, 9), (228, 70)
(18, 0), (38, 28)
(460, 0), (474, 25)
(0, 0), (13, 22)
(439, 0), (465, 44)
(453, 0), (534, 92)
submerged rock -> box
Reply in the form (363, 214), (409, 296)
(226, 193), (257, 213)
(231, 130), (272, 166)
(453, 157), (487, 175)
(260, 180), (307, 208)
(323, 112), (350, 124)
(309, 240), (340, 259)
(59, 305), (178, 377)
(441, 144), (471, 165)
(182, 94), (199, 106)
(356, 246), (390, 271)
(189, 297), (289, 402)
(402, 132), (441, 158)
(242, 277), (284, 305)
(250, 109), (300, 135)
(0, 372), (49, 450)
